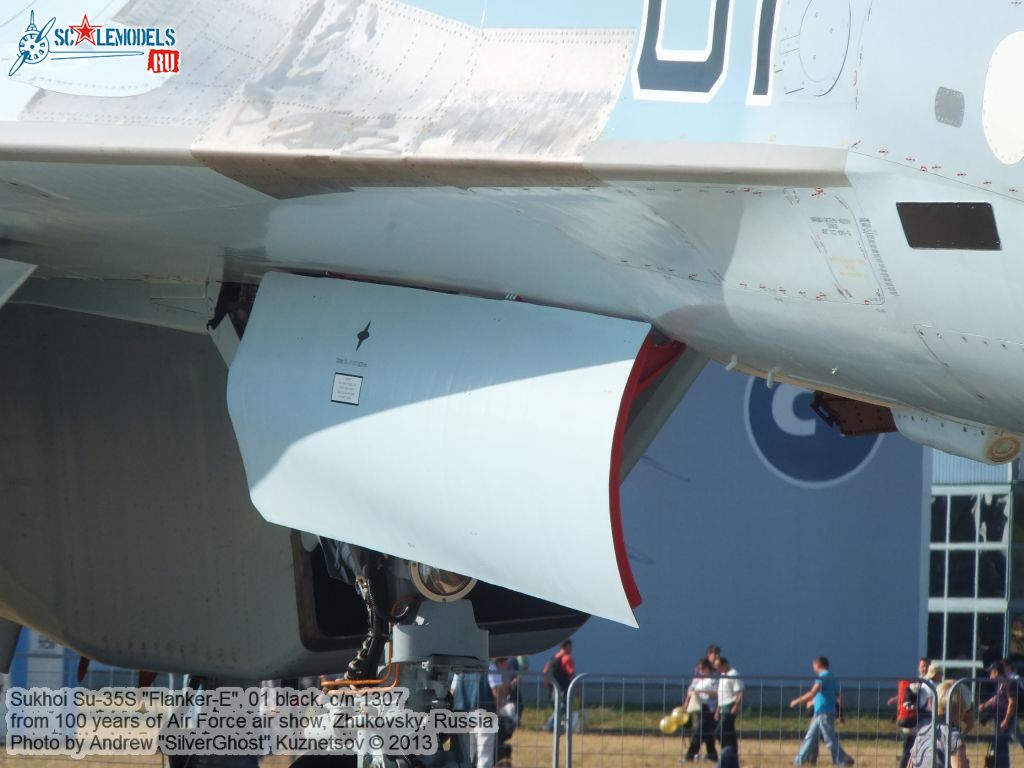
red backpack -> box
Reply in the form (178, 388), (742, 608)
(896, 680), (919, 728)
(545, 653), (571, 691)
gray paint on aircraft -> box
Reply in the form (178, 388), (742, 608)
(935, 87), (965, 128)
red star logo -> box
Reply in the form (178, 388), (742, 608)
(68, 14), (101, 46)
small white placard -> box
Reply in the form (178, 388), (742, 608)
(331, 373), (363, 405)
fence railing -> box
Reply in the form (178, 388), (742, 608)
(8, 659), (1015, 768)
(494, 670), (562, 768)
(562, 674), (940, 768)
(942, 677), (1017, 768)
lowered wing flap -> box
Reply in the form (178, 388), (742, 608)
(0, 259), (35, 308)
(227, 272), (652, 626)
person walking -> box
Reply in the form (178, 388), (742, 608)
(979, 660), (1017, 768)
(684, 658), (719, 762)
(452, 669), (498, 768)
(543, 640), (576, 732)
(714, 657), (743, 755)
(791, 656), (855, 766)
(1002, 658), (1024, 755)
(890, 660), (941, 768)
(489, 658), (517, 768)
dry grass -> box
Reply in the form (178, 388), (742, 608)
(537, 733), (998, 768)
(0, 726), (1005, 768)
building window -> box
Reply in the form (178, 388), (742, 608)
(1011, 490), (1024, 603)
(928, 490), (1012, 675)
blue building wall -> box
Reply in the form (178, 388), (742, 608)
(554, 366), (928, 680)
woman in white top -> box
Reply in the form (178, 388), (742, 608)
(909, 679), (971, 768)
(684, 659), (718, 762)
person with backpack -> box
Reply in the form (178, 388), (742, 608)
(889, 660), (941, 768)
(543, 639), (576, 732)
(909, 679), (971, 768)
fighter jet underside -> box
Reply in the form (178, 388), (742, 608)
(1, 0), (1023, 700)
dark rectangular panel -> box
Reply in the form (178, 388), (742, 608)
(931, 495), (948, 544)
(897, 202), (1001, 250)
(929, 551), (946, 597)
(810, 391), (897, 436)
(948, 551), (977, 597)
(946, 612), (974, 659)
(927, 613), (944, 659)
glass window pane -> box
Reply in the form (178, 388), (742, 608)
(978, 613), (1006, 666)
(1015, 493), (1024, 544)
(946, 613), (974, 660)
(928, 613), (945, 660)
(947, 551), (977, 597)
(979, 494), (1010, 543)
(978, 551), (1007, 598)
(1012, 548), (1024, 601)
(932, 496), (949, 543)
(949, 495), (978, 543)
(930, 552), (947, 598)
(1010, 616), (1024, 669)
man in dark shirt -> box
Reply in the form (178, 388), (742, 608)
(980, 661), (1017, 768)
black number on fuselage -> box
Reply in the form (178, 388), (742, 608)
(750, 0), (779, 99)
(636, 0), (731, 95)
(634, 0), (779, 102)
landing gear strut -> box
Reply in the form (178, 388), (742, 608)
(300, 549), (493, 768)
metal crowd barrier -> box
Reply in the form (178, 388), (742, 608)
(497, 670), (562, 768)
(8, 660), (991, 768)
(562, 674), (940, 768)
(944, 677), (1022, 768)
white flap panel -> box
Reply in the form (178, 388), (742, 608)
(227, 273), (650, 626)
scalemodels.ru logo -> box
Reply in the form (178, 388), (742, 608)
(9, 10), (179, 77)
